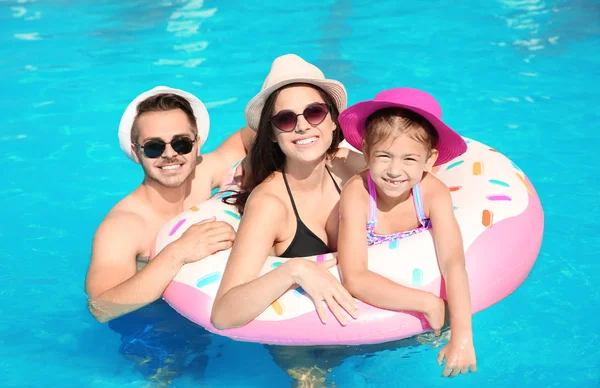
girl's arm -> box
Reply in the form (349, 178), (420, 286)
(429, 182), (472, 337)
(338, 176), (443, 325)
(428, 179), (476, 375)
(211, 189), (357, 329)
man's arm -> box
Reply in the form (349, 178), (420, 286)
(203, 125), (255, 189)
(85, 212), (184, 322)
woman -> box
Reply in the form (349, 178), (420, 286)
(211, 54), (367, 385)
(212, 54), (365, 328)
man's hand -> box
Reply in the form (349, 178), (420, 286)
(171, 217), (236, 265)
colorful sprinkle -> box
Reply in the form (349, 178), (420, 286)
(189, 206), (200, 212)
(389, 239), (399, 250)
(486, 195), (512, 201)
(446, 160), (464, 171)
(169, 218), (186, 236)
(217, 191), (235, 199)
(294, 287), (307, 297)
(223, 210), (241, 220)
(453, 206), (458, 211)
(465, 140), (471, 144)
(270, 300), (284, 315)
(489, 148), (498, 152)
(449, 186), (462, 192)
(316, 254), (326, 263)
(473, 162), (483, 175)
(516, 173), (533, 195)
(482, 210), (494, 228)
(196, 272), (221, 288)
(411, 268), (424, 287)
(270, 261), (283, 268)
(489, 179), (510, 187)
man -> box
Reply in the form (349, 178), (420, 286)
(85, 86), (252, 322)
(84, 86), (252, 383)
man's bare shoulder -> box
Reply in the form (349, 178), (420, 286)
(95, 194), (148, 241)
(86, 193), (150, 300)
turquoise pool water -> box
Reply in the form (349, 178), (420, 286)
(1, 0), (599, 386)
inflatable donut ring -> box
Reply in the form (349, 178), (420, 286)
(152, 138), (544, 345)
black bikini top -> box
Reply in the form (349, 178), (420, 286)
(279, 166), (341, 258)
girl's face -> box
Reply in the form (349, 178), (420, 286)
(367, 131), (438, 199)
(271, 85), (336, 164)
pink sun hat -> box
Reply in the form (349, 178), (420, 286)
(339, 88), (467, 166)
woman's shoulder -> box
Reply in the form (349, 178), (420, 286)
(244, 172), (288, 216)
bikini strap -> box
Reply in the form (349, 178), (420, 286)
(412, 183), (428, 226)
(367, 171), (378, 223)
(282, 170), (301, 219)
(325, 165), (341, 194)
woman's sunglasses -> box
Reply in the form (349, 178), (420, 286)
(134, 136), (196, 159)
(270, 103), (331, 132)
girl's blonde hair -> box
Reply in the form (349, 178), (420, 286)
(363, 108), (439, 156)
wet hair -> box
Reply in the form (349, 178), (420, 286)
(225, 83), (343, 215)
(362, 107), (439, 156)
(131, 93), (197, 143)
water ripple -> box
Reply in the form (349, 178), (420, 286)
(14, 32), (42, 40)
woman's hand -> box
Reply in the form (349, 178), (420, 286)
(290, 258), (359, 325)
(437, 334), (477, 377)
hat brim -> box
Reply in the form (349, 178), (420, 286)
(244, 78), (347, 131)
(118, 86), (210, 163)
(339, 100), (467, 166)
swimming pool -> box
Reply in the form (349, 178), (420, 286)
(2, 0), (598, 386)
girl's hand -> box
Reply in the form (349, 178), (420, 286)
(437, 335), (477, 377)
(423, 295), (447, 336)
(291, 258), (359, 325)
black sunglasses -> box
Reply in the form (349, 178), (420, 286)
(270, 103), (331, 132)
(134, 136), (196, 159)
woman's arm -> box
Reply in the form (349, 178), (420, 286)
(211, 191), (294, 328)
(211, 190), (357, 329)
(338, 177), (443, 322)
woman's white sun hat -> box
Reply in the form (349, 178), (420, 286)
(244, 54), (347, 131)
(118, 86), (210, 162)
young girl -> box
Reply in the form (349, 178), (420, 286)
(337, 87), (477, 377)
